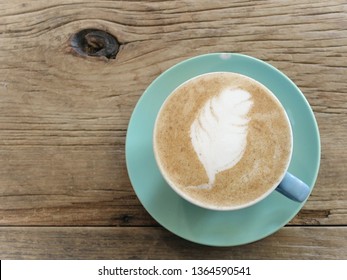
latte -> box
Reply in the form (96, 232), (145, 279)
(153, 72), (292, 210)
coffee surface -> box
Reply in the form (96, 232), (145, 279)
(154, 72), (292, 209)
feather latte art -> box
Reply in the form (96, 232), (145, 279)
(190, 87), (253, 189)
(154, 72), (292, 210)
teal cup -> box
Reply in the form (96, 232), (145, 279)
(153, 71), (311, 211)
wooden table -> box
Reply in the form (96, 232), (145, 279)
(1, 0), (346, 259)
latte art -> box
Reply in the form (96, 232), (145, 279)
(153, 72), (292, 210)
(190, 88), (253, 189)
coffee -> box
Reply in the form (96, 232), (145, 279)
(153, 72), (292, 210)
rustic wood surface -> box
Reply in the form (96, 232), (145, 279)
(0, 0), (346, 259)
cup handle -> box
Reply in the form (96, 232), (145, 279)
(276, 172), (311, 202)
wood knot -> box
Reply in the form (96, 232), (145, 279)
(121, 214), (133, 223)
(70, 29), (119, 59)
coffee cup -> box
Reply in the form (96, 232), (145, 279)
(153, 72), (310, 211)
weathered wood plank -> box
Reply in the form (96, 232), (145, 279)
(0, 226), (346, 259)
(0, 130), (346, 226)
(0, 145), (155, 226)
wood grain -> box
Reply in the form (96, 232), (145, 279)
(0, 0), (346, 258)
(0, 226), (346, 259)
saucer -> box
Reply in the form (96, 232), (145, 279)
(125, 53), (320, 246)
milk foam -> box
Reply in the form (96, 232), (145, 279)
(190, 88), (253, 189)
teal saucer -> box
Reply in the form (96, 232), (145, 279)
(125, 53), (320, 246)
